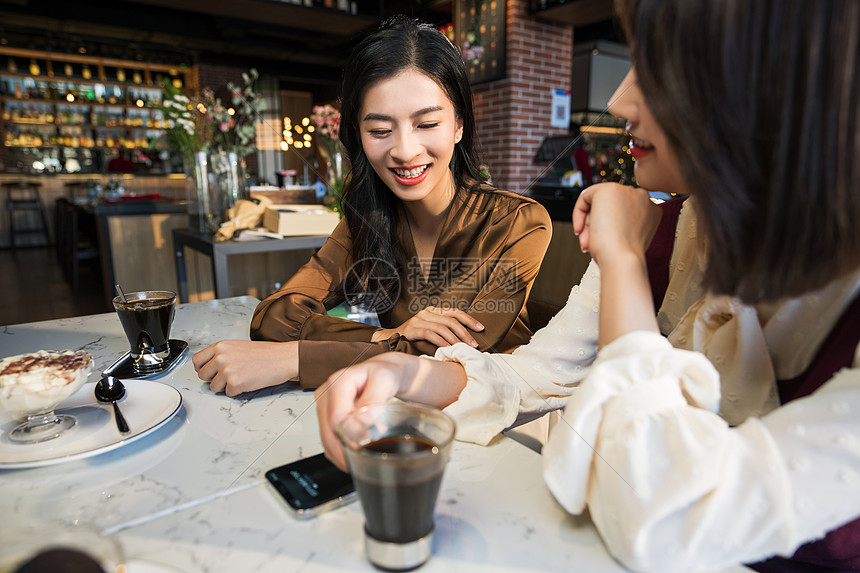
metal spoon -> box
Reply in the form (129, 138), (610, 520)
(115, 284), (128, 303)
(95, 375), (130, 434)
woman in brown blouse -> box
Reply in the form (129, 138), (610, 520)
(193, 16), (551, 394)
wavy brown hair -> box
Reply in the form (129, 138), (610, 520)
(616, 0), (860, 302)
(338, 15), (487, 307)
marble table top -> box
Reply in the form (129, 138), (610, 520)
(0, 297), (751, 572)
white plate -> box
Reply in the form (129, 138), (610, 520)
(0, 380), (182, 469)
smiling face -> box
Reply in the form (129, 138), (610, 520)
(359, 69), (464, 214)
(608, 69), (688, 195)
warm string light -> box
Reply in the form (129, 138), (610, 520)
(282, 116), (314, 149)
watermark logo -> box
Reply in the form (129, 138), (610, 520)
(342, 256), (522, 315)
(342, 258), (400, 313)
(406, 296), (516, 315)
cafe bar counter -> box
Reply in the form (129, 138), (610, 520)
(0, 297), (751, 572)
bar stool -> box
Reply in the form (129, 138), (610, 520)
(64, 181), (92, 204)
(3, 181), (51, 248)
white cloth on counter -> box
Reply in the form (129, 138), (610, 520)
(433, 198), (860, 572)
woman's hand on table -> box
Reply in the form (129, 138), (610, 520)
(193, 340), (299, 397)
(315, 352), (467, 471)
(370, 306), (484, 348)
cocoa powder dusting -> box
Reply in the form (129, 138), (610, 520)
(0, 352), (90, 376)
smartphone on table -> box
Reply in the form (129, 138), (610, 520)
(265, 452), (356, 519)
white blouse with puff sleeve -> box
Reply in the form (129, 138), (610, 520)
(433, 200), (860, 572)
(437, 255), (602, 445)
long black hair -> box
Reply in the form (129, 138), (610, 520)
(616, 0), (860, 302)
(338, 15), (486, 306)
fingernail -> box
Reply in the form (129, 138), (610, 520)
(475, 322), (485, 331)
(470, 340), (478, 347)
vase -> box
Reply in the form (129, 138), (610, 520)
(185, 150), (248, 234)
(318, 142), (346, 212)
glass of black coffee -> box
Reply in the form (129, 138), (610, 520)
(337, 402), (455, 571)
(112, 290), (176, 373)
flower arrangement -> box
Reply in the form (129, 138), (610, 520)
(311, 104), (341, 143)
(311, 104), (347, 212)
(159, 86), (205, 159)
(159, 68), (263, 160)
(461, 2), (485, 67)
(461, 32), (485, 67)
(159, 69), (264, 235)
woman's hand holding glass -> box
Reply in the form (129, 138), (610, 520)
(371, 306), (484, 348)
(193, 340), (299, 397)
(315, 352), (466, 471)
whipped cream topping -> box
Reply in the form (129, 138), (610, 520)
(0, 350), (93, 393)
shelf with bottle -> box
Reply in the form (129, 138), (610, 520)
(0, 78), (164, 113)
(1, 47), (194, 174)
(0, 60), (185, 89)
(1, 76), (169, 154)
(4, 125), (166, 150)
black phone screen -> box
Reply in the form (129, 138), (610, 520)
(265, 453), (355, 515)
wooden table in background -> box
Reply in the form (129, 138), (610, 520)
(172, 228), (328, 303)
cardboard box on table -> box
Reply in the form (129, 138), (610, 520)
(262, 205), (340, 237)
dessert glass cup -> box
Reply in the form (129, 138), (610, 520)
(1, 351), (94, 444)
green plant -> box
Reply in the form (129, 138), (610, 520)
(158, 68), (263, 160)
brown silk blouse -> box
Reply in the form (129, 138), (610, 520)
(249, 187), (552, 388)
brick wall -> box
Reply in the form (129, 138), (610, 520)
(194, 62), (263, 180)
(196, 63), (251, 95)
(473, 0), (573, 193)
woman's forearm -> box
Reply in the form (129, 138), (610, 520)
(397, 355), (468, 409)
(597, 251), (660, 347)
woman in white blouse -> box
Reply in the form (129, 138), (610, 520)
(315, 1), (860, 571)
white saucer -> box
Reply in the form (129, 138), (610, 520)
(0, 380), (182, 469)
